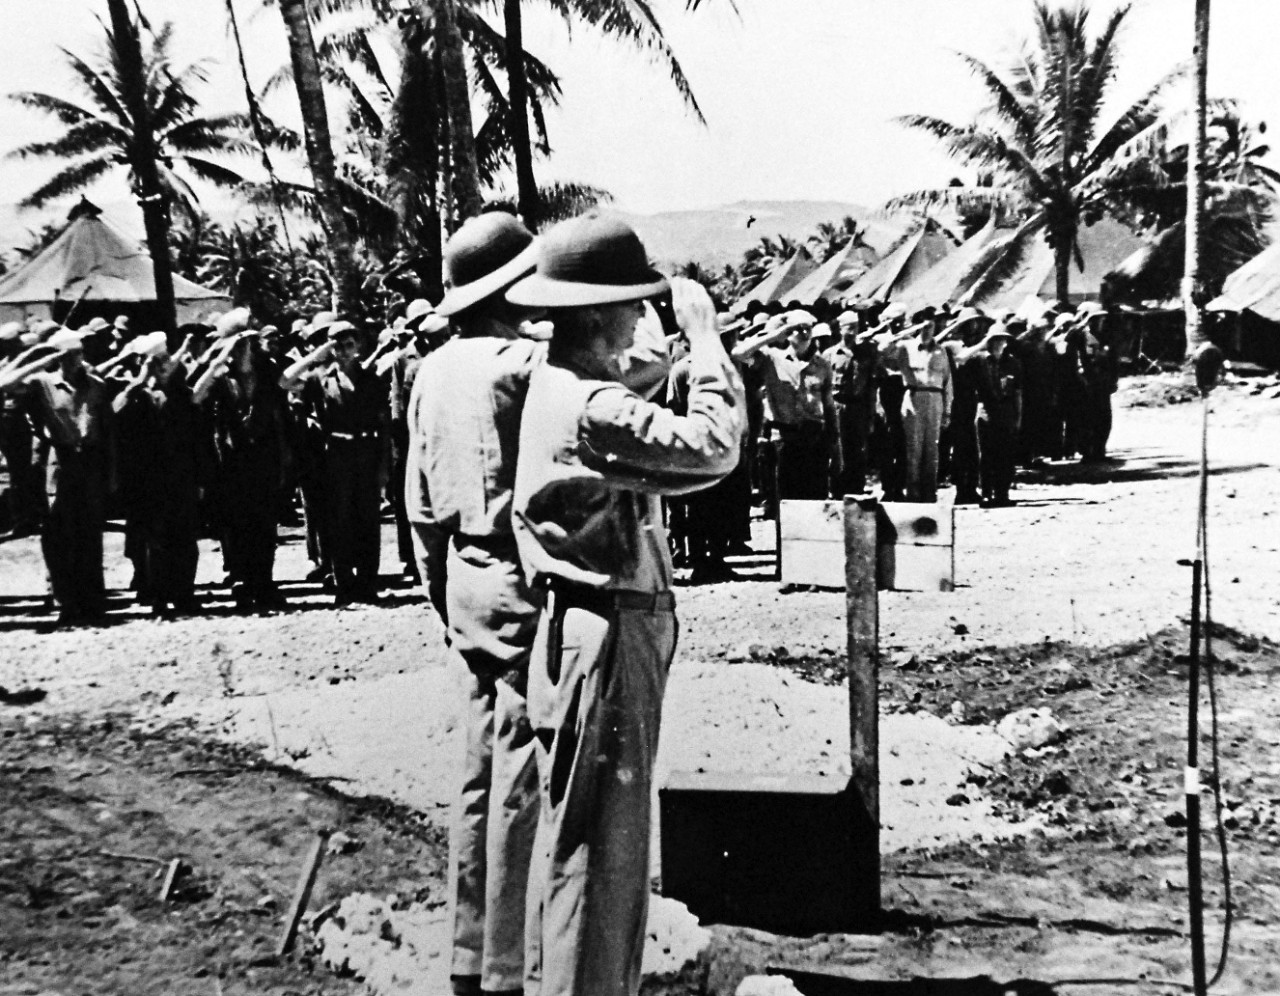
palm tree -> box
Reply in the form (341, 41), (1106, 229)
(1185, 0), (1211, 359)
(8, 8), (254, 331)
(501, 0), (711, 226)
(277, 0), (363, 309)
(807, 215), (874, 263)
(887, 2), (1186, 305)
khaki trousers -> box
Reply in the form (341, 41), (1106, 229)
(446, 549), (541, 992)
(524, 597), (677, 996)
(902, 390), (945, 502)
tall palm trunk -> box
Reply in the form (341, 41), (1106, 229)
(278, 0), (361, 311)
(1184, 0), (1211, 360)
(1055, 242), (1072, 306)
(503, 0), (539, 226)
(429, 0), (483, 228)
(106, 0), (176, 333)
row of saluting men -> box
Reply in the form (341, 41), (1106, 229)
(0, 277), (1118, 621)
(663, 297), (1119, 578)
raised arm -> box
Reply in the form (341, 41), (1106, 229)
(0, 349), (59, 393)
(279, 341), (335, 393)
(577, 279), (745, 496)
(730, 315), (789, 362)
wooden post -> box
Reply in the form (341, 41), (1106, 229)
(843, 496), (880, 914)
(277, 829), (331, 957)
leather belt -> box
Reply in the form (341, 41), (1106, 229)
(328, 430), (378, 440)
(909, 385), (945, 393)
(547, 580), (675, 614)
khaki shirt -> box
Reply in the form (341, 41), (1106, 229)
(513, 338), (745, 593)
(28, 368), (111, 451)
(755, 345), (831, 427)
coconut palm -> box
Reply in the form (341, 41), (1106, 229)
(501, 0), (713, 225)
(887, 1), (1186, 305)
(807, 215), (874, 263)
(1095, 107), (1276, 308)
(277, 0), (363, 308)
(8, 7), (255, 330)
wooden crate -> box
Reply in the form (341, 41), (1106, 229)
(779, 499), (954, 591)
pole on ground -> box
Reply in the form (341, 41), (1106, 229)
(844, 496), (879, 915)
(277, 829), (331, 957)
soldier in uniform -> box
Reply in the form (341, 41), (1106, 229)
(0, 321), (47, 538)
(971, 323), (1023, 506)
(0, 327), (113, 623)
(282, 320), (390, 606)
(872, 303), (909, 500)
(892, 308), (953, 503)
(387, 300), (449, 584)
(732, 310), (837, 501)
(824, 310), (878, 496)
(112, 332), (206, 616)
(509, 215), (743, 996)
(405, 212), (546, 996)
(937, 308), (985, 504)
(195, 316), (291, 612)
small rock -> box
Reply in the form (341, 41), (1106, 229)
(996, 708), (1067, 750)
(952, 623), (969, 636)
(1163, 806), (1188, 828)
(328, 832), (364, 856)
(736, 976), (804, 996)
(946, 792), (970, 806)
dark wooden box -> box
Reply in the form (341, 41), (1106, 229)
(658, 771), (878, 935)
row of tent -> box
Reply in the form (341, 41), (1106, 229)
(732, 216), (1151, 316)
(733, 214), (1280, 327)
(5, 199), (1279, 332)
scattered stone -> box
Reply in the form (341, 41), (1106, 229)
(1163, 806), (1188, 828)
(946, 792), (970, 806)
(996, 708), (1067, 751)
(328, 831), (363, 856)
(736, 976), (804, 996)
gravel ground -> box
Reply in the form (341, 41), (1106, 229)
(3, 373), (1279, 994)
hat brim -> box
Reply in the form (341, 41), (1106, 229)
(438, 243), (540, 317)
(507, 270), (669, 309)
(408, 314), (450, 335)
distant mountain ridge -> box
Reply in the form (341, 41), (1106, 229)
(618, 199), (911, 270)
(2, 197), (915, 274)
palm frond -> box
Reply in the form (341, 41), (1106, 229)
(1101, 97), (1238, 173)
(7, 119), (126, 161)
(7, 91), (101, 127)
(951, 51), (1035, 150)
(544, 0), (705, 124)
(1083, 62), (1191, 174)
(896, 115), (1050, 198)
(176, 155), (249, 188)
(18, 154), (115, 208)
(880, 185), (1019, 218)
(163, 114), (256, 156)
(61, 47), (131, 131)
(958, 214), (1045, 305)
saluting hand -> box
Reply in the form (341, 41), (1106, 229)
(669, 277), (718, 346)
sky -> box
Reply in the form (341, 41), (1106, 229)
(0, 0), (1278, 241)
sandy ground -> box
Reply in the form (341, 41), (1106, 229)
(3, 373), (1280, 994)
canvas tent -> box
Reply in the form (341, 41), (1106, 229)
(1207, 241), (1280, 321)
(843, 220), (956, 304)
(0, 201), (230, 325)
(961, 217), (1147, 312)
(732, 247), (818, 313)
(785, 240), (878, 305)
(891, 219), (1012, 313)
